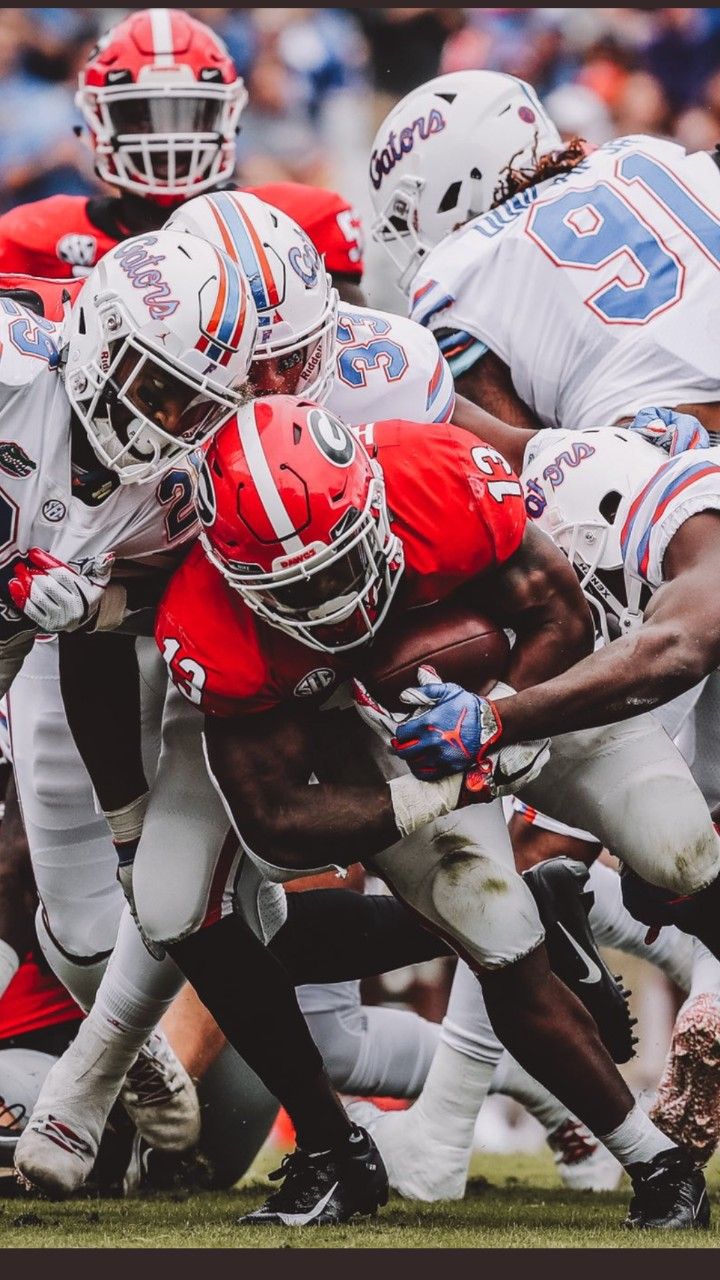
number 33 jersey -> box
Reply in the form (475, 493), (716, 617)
(410, 135), (720, 431)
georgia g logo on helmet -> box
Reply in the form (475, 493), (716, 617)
(307, 408), (356, 468)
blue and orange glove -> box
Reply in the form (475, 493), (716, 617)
(390, 667), (503, 781)
(630, 406), (708, 455)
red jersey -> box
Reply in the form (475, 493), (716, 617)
(0, 953), (82, 1042)
(156, 422), (525, 717)
(0, 185), (364, 282)
(0, 272), (82, 322)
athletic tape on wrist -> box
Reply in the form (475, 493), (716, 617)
(389, 772), (463, 838)
(105, 791), (150, 844)
(92, 583), (128, 632)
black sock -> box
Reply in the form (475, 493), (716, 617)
(168, 914), (351, 1152)
(271, 889), (451, 983)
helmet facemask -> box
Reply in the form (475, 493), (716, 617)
(78, 77), (247, 201)
(249, 281), (338, 404)
(65, 293), (246, 484)
(202, 470), (405, 652)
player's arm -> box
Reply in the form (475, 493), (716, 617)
(478, 522), (595, 690)
(205, 707), (400, 870)
(496, 512), (720, 744)
(451, 393), (536, 466)
(454, 350), (544, 431)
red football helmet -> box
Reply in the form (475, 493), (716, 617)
(198, 396), (405, 652)
(76, 8), (247, 205)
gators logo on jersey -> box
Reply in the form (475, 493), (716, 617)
(0, 441), (36, 479)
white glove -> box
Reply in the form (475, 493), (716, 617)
(8, 548), (113, 632)
(484, 680), (551, 797)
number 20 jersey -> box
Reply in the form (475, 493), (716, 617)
(410, 135), (720, 431)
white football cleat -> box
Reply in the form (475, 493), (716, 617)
(546, 1119), (623, 1191)
(650, 992), (720, 1165)
(14, 1023), (125, 1197)
(346, 1100), (470, 1201)
(119, 1030), (200, 1153)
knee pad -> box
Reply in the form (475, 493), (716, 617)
(430, 845), (544, 971)
(35, 904), (110, 1012)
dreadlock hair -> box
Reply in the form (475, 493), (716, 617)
(492, 134), (587, 209)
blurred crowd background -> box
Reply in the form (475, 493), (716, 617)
(1, 5), (712, 1153)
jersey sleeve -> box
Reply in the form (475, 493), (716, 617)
(246, 182), (364, 280)
(461, 435), (527, 566)
(156, 548), (274, 718)
(0, 209), (37, 274)
(620, 450), (720, 588)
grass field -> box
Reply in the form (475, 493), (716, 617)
(1, 1151), (719, 1249)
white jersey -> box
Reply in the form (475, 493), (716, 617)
(328, 304), (454, 426)
(0, 300), (198, 649)
(410, 135), (720, 430)
(619, 445), (720, 590)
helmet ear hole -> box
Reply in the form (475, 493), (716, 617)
(599, 490), (622, 525)
(438, 181), (461, 213)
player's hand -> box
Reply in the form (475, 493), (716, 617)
(630, 406), (709, 455)
(391, 668), (503, 780)
(352, 678), (403, 746)
(8, 548), (113, 632)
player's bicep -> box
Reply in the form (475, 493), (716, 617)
(455, 350), (543, 430)
(645, 514), (720, 671)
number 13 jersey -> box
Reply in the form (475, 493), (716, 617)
(409, 135), (720, 431)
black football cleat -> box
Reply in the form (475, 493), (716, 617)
(523, 857), (636, 1063)
(239, 1125), (388, 1227)
(625, 1146), (710, 1230)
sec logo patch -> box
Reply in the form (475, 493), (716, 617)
(293, 668), (336, 698)
(42, 499), (66, 522)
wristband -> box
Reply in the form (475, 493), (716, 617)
(389, 772), (463, 838)
(0, 937), (19, 999)
(105, 791), (150, 844)
(91, 583), (128, 633)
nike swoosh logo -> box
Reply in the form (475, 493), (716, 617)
(556, 923), (602, 985)
(277, 1181), (339, 1226)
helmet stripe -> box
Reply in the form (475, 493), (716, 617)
(149, 8), (175, 68)
(236, 406), (303, 554)
(212, 193), (280, 312)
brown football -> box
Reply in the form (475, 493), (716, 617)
(361, 597), (511, 710)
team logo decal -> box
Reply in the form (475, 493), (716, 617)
(0, 441), (36, 478)
(56, 233), (97, 270)
(369, 109), (446, 190)
(42, 499), (66, 523)
(288, 237), (320, 288)
(196, 461), (217, 528)
(114, 235), (179, 320)
(308, 408), (355, 467)
(294, 668), (336, 698)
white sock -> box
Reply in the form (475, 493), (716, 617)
(410, 1039), (496, 1150)
(687, 938), (720, 1002)
(93, 907), (183, 1046)
(600, 1103), (675, 1168)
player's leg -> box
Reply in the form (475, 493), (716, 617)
(518, 714), (720, 957)
(365, 802), (705, 1225)
(299, 980), (440, 1099)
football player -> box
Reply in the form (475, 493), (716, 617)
(147, 395), (716, 1228)
(0, 10), (365, 305)
(368, 69), (720, 444)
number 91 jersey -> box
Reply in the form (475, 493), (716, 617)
(410, 135), (720, 431)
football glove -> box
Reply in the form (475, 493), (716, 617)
(391, 668), (503, 780)
(8, 548), (113, 632)
(630, 406), (709, 455)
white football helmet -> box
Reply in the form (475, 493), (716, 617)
(166, 191), (338, 402)
(521, 428), (662, 641)
(62, 230), (258, 484)
(369, 70), (561, 292)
